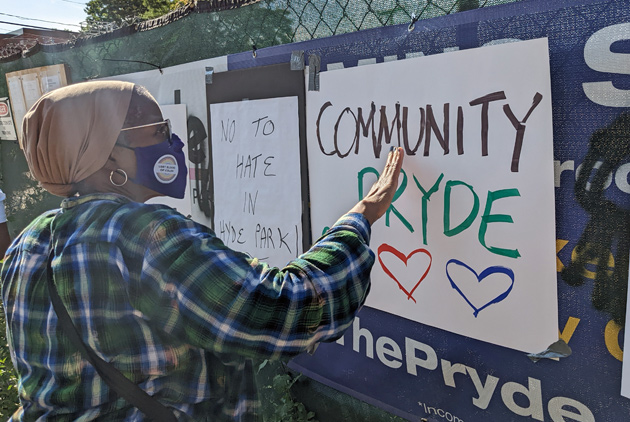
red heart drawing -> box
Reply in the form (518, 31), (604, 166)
(377, 243), (432, 303)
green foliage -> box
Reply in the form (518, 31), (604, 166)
(142, 0), (177, 20)
(269, 373), (317, 422)
(84, 0), (144, 24)
(0, 303), (18, 419)
(84, 0), (178, 25)
(259, 360), (318, 422)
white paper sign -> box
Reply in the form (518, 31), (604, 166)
(306, 38), (558, 353)
(22, 75), (42, 110)
(39, 73), (62, 93)
(0, 98), (18, 141)
(7, 77), (26, 138)
(211, 97), (303, 267)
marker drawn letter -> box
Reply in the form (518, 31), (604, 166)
(503, 92), (543, 172)
(334, 107), (359, 158)
(376, 104), (401, 158)
(357, 102), (377, 156)
(413, 173), (444, 244)
(443, 180), (480, 237)
(425, 103), (449, 156)
(469, 91), (507, 156)
(316, 101), (336, 156)
(478, 188), (521, 258)
(402, 106), (426, 155)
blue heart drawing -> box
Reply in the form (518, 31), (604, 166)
(445, 259), (515, 317)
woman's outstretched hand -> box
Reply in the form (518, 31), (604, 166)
(349, 147), (404, 225)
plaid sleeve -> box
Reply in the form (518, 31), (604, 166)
(135, 212), (374, 360)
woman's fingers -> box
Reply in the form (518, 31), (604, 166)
(347, 147), (404, 225)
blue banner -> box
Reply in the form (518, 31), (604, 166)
(230, 0), (630, 420)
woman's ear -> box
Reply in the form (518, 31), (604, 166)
(106, 145), (138, 179)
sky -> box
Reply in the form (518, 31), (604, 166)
(1, 0), (88, 35)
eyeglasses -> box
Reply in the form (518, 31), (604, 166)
(119, 119), (171, 143)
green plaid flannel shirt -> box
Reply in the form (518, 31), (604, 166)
(1, 193), (374, 421)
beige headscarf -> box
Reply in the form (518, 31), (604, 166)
(21, 80), (135, 197)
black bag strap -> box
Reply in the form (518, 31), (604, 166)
(46, 250), (178, 422)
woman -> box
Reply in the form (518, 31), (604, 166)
(1, 80), (403, 421)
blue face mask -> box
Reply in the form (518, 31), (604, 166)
(131, 133), (187, 199)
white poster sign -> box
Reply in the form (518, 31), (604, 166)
(210, 97), (303, 267)
(306, 38), (557, 353)
(0, 98), (18, 141)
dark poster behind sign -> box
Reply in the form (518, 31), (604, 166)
(228, 0), (630, 420)
(205, 63), (311, 250)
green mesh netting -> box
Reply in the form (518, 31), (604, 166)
(1, 0), (521, 84)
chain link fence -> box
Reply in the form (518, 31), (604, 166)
(2, 0), (520, 83)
